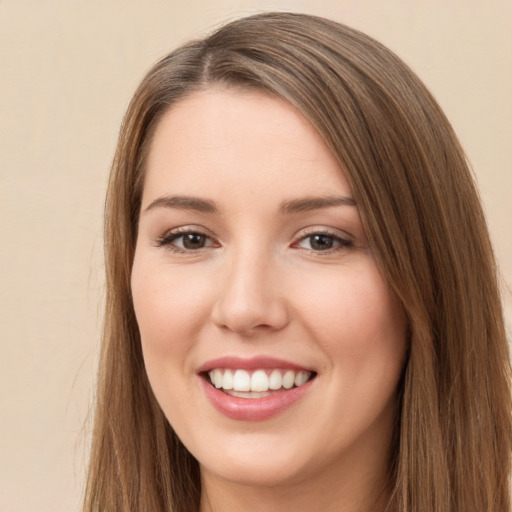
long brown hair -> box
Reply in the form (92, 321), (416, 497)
(84, 12), (511, 512)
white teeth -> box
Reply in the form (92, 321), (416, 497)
(222, 369), (234, 390)
(207, 368), (312, 393)
(295, 371), (309, 387)
(251, 370), (269, 392)
(269, 369), (282, 390)
(225, 390), (273, 399)
(213, 369), (223, 389)
(233, 369), (251, 391)
(282, 370), (295, 389)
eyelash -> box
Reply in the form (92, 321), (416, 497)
(155, 227), (218, 253)
(155, 228), (353, 254)
(292, 230), (353, 253)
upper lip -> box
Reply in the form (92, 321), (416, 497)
(197, 356), (314, 373)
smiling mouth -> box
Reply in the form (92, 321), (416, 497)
(205, 368), (316, 398)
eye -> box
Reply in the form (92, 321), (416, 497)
(174, 232), (211, 250)
(294, 232), (352, 252)
(156, 229), (218, 252)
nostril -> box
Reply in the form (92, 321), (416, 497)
(213, 311), (290, 336)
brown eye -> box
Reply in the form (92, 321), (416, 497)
(156, 230), (217, 252)
(181, 233), (208, 250)
(295, 232), (353, 253)
(309, 234), (335, 251)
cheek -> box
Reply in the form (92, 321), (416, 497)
(130, 257), (211, 366)
(297, 261), (406, 375)
(297, 263), (407, 446)
(130, 257), (212, 424)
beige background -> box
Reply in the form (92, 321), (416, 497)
(0, 1), (510, 510)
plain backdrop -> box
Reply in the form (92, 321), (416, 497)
(1, 1), (511, 510)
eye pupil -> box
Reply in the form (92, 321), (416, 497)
(310, 234), (334, 250)
(183, 233), (206, 249)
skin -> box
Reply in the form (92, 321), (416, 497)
(131, 89), (407, 512)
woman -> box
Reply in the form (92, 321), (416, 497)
(84, 12), (511, 512)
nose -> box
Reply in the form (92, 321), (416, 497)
(211, 250), (290, 336)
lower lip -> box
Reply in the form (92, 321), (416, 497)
(199, 376), (314, 421)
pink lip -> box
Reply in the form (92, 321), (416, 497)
(197, 356), (316, 421)
(199, 377), (314, 421)
(197, 355), (312, 373)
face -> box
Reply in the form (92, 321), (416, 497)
(131, 89), (407, 492)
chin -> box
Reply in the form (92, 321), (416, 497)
(200, 450), (310, 488)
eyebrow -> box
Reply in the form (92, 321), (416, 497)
(144, 195), (218, 214)
(279, 195), (356, 214)
(143, 194), (356, 215)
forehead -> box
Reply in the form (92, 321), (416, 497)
(142, 88), (352, 206)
